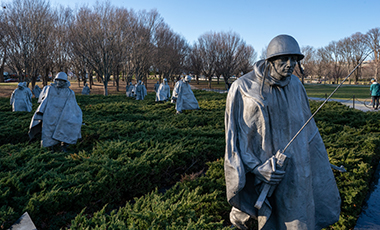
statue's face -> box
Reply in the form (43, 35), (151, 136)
(56, 79), (66, 88)
(270, 55), (297, 80)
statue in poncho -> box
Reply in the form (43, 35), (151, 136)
(28, 72), (82, 151)
(126, 82), (135, 97)
(82, 83), (90, 95)
(10, 82), (33, 112)
(224, 35), (341, 230)
(156, 78), (171, 102)
(135, 80), (147, 100)
(154, 81), (160, 101)
(33, 85), (42, 99)
(171, 75), (199, 114)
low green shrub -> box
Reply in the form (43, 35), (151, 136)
(0, 93), (379, 229)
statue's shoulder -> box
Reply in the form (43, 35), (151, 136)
(289, 75), (306, 89)
(230, 71), (261, 94)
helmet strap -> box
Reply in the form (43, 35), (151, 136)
(260, 60), (270, 100)
(297, 61), (304, 75)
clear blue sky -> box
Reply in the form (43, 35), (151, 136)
(50, 0), (380, 57)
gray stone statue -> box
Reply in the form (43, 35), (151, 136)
(32, 85), (42, 99)
(81, 83), (90, 95)
(28, 72), (82, 151)
(156, 78), (171, 102)
(171, 75), (199, 114)
(126, 82), (134, 97)
(10, 82), (32, 112)
(224, 35), (341, 230)
(154, 81), (160, 101)
(135, 80), (147, 100)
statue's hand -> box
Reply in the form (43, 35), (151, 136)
(253, 157), (285, 185)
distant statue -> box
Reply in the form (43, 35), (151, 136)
(156, 78), (170, 102)
(29, 72), (82, 152)
(171, 75), (199, 114)
(126, 82), (134, 97)
(81, 83), (90, 95)
(135, 80), (147, 100)
(154, 81), (160, 101)
(32, 85), (42, 99)
(10, 82), (32, 112)
(224, 35), (341, 230)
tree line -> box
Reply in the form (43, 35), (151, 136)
(0, 0), (379, 95)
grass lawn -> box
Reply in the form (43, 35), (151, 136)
(303, 83), (371, 100)
(0, 80), (372, 101)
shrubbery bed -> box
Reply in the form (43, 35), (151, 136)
(0, 91), (379, 229)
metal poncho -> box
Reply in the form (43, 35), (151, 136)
(33, 85), (42, 99)
(135, 83), (147, 100)
(82, 84), (90, 95)
(172, 80), (199, 112)
(29, 81), (82, 147)
(224, 60), (340, 230)
(10, 82), (33, 112)
(156, 82), (171, 102)
(126, 83), (135, 97)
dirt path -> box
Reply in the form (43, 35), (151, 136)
(1, 79), (163, 98)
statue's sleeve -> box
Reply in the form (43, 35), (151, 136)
(10, 90), (15, 105)
(224, 84), (261, 204)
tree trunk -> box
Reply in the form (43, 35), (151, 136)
(44, 68), (49, 86)
(0, 49), (6, 82)
(77, 70), (81, 88)
(208, 76), (212, 89)
(115, 67), (120, 92)
(103, 77), (108, 96)
(89, 70), (93, 89)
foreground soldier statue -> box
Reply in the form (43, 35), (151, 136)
(10, 82), (33, 112)
(224, 35), (341, 230)
(171, 75), (199, 114)
(29, 72), (82, 151)
(156, 78), (171, 102)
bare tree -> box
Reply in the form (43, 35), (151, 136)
(194, 32), (218, 88)
(153, 23), (189, 85)
(127, 9), (163, 87)
(213, 31), (256, 90)
(4, 0), (54, 86)
(69, 2), (129, 95)
(322, 41), (345, 84)
(0, 7), (9, 82)
(235, 44), (256, 78)
(342, 33), (369, 83)
(364, 28), (380, 80)
(316, 47), (333, 84)
(294, 46), (316, 84)
(187, 45), (203, 84)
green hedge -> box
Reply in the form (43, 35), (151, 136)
(0, 91), (379, 229)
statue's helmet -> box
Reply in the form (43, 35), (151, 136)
(266, 35), (304, 61)
(164, 78), (167, 82)
(185, 75), (192, 82)
(54, 72), (68, 82)
(18, 82), (25, 88)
